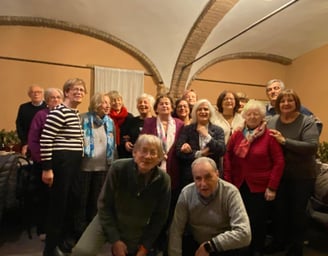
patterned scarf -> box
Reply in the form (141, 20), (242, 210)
(109, 106), (129, 145)
(234, 121), (266, 158)
(156, 116), (176, 171)
(82, 112), (115, 161)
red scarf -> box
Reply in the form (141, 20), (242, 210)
(234, 121), (266, 158)
(109, 106), (129, 145)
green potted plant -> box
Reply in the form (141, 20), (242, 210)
(317, 141), (328, 176)
(318, 141), (328, 164)
(1, 129), (20, 152)
(0, 129), (6, 150)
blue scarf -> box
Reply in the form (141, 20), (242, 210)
(82, 112), (115, 161)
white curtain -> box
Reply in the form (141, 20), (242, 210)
(94, 66), (144, 116)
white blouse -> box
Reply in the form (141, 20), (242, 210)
(214, 112), (244, 144)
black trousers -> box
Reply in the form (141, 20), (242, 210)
(75, 170), (107, 238)
(239, 183), (270, 253)
(44, 150), (83, 251)
(271, 177), (315, 249)
(30, 162), (50, 234)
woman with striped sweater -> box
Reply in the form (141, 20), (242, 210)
(40, 78), (86, 256)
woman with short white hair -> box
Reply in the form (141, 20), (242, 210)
(118, 93), (156, 158)
(224, 99), (285, 256)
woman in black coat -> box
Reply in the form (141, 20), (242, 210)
(176, 99), (226, 188)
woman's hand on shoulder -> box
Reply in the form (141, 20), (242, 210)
(269, 129), (286, 145)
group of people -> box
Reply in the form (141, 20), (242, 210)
(14, 78), (321, 256)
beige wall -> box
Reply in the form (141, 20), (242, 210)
(189, 45), (328, 141)
(0, 26), (156, 132)
(285, 44), (328, 142)
(1, 26), (327, 141)
(190, 59), (287, 103)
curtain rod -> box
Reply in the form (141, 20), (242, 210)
(0, 55), (89, 69)
(0, 56), (153, 76)
(194, 77), (266, 88)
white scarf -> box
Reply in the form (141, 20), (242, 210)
(156, 116), (176, 171)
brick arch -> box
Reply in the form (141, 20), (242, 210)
(0, 16), (167, 95)
(188, 52), (292, 87)
(170, 0), (238, 100)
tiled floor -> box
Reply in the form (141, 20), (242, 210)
(0, 209), (327, 256)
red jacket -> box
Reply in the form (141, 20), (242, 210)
(224, 128), (284, 193)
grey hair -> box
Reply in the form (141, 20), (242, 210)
(266, 79), (285, 90)
(27, 85), (44, 98)
(137, 93), (156, 116)
(133, 134), (165, 161)
(44, 88), (63, 103)
(190, 99), (217, 124)
(241, 99), (266, 119)
(137, 93), (155, 106)
(192, 157), (218, 172)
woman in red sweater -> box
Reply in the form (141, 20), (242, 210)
(224, 99), (285, 256)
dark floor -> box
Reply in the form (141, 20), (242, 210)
(0, 208), (327, 256)
(0, 207), (111, 256)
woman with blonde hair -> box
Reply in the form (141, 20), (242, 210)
(107, 90), (133, 146)
(77, 93), (116, 238)
(40, 78), (86, 255)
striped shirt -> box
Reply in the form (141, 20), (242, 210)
(41, 104), (83, 170)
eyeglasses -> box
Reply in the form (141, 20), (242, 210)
(140, 148), (158, 157)
(31, 91), (43, 94)
(49, 96), (62, 100)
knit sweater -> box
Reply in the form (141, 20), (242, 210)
(40, 104), (83, 170)
(224, 128), (285, 192)
(168, 179), (251, 256)
(16, 101), (47, 145)
(97, 158), (171, 253)
(267, 114), (319, 179)
(214, 112), (244, 144)
(28, 108), (49, 163)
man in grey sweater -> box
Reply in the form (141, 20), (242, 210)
(169, 157), (251, 256)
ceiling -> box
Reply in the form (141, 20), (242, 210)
(1, 0), (328, 95)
